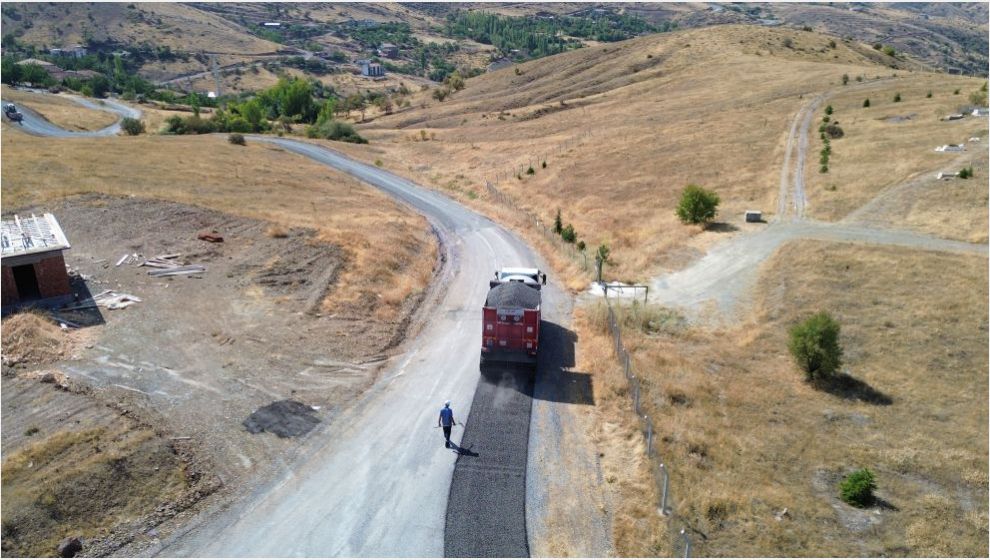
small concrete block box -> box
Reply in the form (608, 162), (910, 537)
(745, 210), (762, 223)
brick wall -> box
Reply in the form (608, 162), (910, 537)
(35, 253), (71, 298)
(1, 252), (71, 305)
(1, 266), (17, 306)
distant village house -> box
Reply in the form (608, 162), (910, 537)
(48, 44), (88, 58)
(378, 43), (399, 59)
(358, 59), (385, 77)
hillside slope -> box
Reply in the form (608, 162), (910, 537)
(346, 24), (983, 280)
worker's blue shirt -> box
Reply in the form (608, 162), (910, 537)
(439, 407), (454, 427)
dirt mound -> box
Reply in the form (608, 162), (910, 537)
(243, 400), (321, 438)
(1, 311), (68, 367)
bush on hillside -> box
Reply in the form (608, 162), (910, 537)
(121, 117), (145, 136)
(788, 311), (843, 382)
(839, 468), (876, 507)
(863, 98), (870, 107)
(675, 184), (720, 227)
(824, 123), (844, 139)
(305, 120), (367, 144)
(228, 133), (246, 146)
(893, 92), (902, 102)
(553, 209), (563, 234)
(561, 224), (576, 243)
(959, 166), (973, 179)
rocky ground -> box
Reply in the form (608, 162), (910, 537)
(1, 194), (432, 556)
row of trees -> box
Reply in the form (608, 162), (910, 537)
(157, 76), (367, 143)
(443, 10), (667, 62)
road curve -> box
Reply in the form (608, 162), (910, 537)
(3, 91), (139, 137)
(12, 102), (606, 557)
(143, 138), (568, 556)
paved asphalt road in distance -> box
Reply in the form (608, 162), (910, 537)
(3, 90), (139, 137)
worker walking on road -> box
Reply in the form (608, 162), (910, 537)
(438, 400), (457, 448)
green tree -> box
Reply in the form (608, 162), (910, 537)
(825, 104), (833, 115)
(238, 98), (266, 132)
(841, 73), (849, 85)
(839, 469), (876, 507)
(882, 45), (896, 57)
(316, 98), (336, 125)
(553, 209), (562, 234)
(788, 311), (843, 382)
(893, 92), (901, 102)
(863, 98), (870, 107)
(1, 57), (23, 85)
(561, 224), (576, 243)
(18, 63), (55, 87)
(675, 184), (720, 227)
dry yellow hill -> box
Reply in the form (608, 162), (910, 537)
(341, 24), (983, 281)
(0, 2), (283, 80)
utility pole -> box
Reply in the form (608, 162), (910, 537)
(210, 55), (223, 107)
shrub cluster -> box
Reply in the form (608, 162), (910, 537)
(817, 105), (841, 172)
(959, 166), (974, 179)
(551, 209), (586, 249)
(305, 120), (367, 144)
(121, 117), (145, 136)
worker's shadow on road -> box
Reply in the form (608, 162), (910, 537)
(449, 442), (479, 457)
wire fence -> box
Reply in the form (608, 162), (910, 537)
(478, 128), (599, 273)
(605, 293), (693, 557)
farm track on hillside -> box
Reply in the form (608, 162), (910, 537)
(653, 82), (988, 321)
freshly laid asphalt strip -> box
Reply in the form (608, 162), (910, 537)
(445, 364), (534, 558)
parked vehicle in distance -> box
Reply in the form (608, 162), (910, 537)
(481, 267), (545, 368)
(3, 103), (24, 123)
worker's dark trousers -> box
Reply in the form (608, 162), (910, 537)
(442, 425), (452, 446)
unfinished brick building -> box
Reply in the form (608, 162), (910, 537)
(1, 213), (72, 309)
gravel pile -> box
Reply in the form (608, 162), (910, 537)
(485, 282), (541, 310)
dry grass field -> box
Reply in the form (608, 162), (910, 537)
(580, 241), (988, 556)
(0, 129), (436, 321)
(804, 75), (988, 222)
(338, 24), (984, 283)
(1, 85), (118, 131)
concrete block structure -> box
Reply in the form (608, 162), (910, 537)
(1, 213), (72, 308)
(358, 59), (385, 77)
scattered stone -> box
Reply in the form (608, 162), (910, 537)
(57, 536), (83, 557)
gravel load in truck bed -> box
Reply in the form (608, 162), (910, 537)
(485, 282), (541, 310)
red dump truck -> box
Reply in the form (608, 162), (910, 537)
(480, 267), (545, 368)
